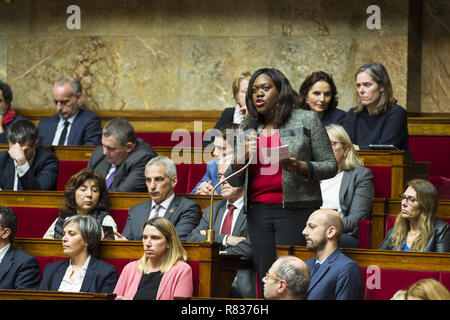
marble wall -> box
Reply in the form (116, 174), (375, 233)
(0, 0), (446, 113)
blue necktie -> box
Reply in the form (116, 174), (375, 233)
(312, 262), (321, 277)
(106, 167), (116, 189)
(17, 174), (23, 190)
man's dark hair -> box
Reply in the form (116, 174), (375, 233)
(0, 81), (13, 107)
(6, 119), (39, 145)
(102, 117), (137, 146)
(0, 206), (18, 243)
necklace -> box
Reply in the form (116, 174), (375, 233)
(409, 230), (420, 237)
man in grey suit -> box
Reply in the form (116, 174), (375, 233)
(186, 162), (256, 298)
(302, 209), (362, 300)
(88, 117), (157, 192)
(117, 156), (201, 241)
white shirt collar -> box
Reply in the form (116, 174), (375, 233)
(0, 243), (11, 264)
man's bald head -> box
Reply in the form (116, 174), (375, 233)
(309, 209), (344, 238)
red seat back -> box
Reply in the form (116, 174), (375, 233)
(110, 209), (129, 234)
(366, 166), (391, 198)
(364, 269), (440, 300)
(57, 161), (88, 191)
(409, 136), (450, 178)
(12, 207), (60, 238)
(358, 220), (372, 249)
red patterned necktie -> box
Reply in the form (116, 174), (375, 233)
(220, 204), (236, 235)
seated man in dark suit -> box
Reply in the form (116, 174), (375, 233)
(117, 156), (201, 241)
(0, 206), (41, 290)
(0, 81), (26, 144)
(88, 117), (157, 192)
(38, 75), (102, 146)
(0, 120), (59, 191)
(187, 162), (256, 298)
(302, 209), (362, 300)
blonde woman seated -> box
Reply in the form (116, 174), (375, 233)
(114, 217), (193, 300)
(39, 215), (118, 292)
(43, 168), (117, 239)
(320, 124), (374, 248)
(379, 179), (450, 252)
(406, 278), (450, 300)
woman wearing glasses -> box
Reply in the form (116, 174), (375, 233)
(379, 179), (450, 252)
(319, 124), (374, 248)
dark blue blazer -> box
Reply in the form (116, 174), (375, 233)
(0, 246), (41, 290)
(39, 256), (118, 293)
(38, 108), (102, 146)
(0, 146), (59, 190)
(306, 248), (362, 300)
(321, 108), (346, 127)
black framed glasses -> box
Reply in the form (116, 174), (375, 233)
(399, 194), (416, 206)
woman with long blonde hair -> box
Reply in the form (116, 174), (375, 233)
(379, 179), (450, 252)
(319, 124), (374, 248)
(114, 217), (193, 300)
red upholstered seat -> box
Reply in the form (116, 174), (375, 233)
(12, 207), (59, 238)
(57, 160), (88, 191)
(110, 209), (129, 234)
(438, 272), (450, 293)
(429, 175), (450, 200)
(409, 136), (450, 178)
(136, 132), (205, 148)
(365, 166), (391, 198)
(187, 260), (200, 297)
(358, 220), (372, 249)
(364, 269), (440, 300)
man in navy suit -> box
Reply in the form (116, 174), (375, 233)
(117, 156), (201, 241)
(0, 120), (59, 191)
(0, 206), (41, 290)
(38, 76), (102, 146)
(302, 209), (362, 300)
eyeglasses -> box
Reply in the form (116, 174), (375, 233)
(399, 194), (416, 206)
(264, 272), (281, 282)
(330, 141), (343, 148)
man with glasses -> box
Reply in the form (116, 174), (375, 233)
(263, 255), (310, 300)
(187, 161), (256, 298)
(302, 209), (362, 300)
(0, 206), (40, 289)
(38, 76), (102, 146)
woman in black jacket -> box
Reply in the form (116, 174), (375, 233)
(379, 179), (450, 252)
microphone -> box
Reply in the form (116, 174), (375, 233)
(204, 119), (257, 243)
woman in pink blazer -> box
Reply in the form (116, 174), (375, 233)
(114, 217), (193, 300)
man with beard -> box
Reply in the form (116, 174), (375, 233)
(302, 209), (362, 300)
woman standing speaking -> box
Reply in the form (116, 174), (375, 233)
(225, 68), (337, 291)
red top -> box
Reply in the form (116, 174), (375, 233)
(249, 130), (283, 204)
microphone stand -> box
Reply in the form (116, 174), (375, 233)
(204, 153), (254, 243)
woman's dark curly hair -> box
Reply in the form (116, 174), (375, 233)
(245, 68), (298, 129)
(298, 71), (338, 111)
(59, 168), (111, 219)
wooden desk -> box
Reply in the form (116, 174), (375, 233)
(0, 190), (220, 211)
(277, 246), (450, 272)
(0, 289), (115, 300)
(13, 238), (241, 298)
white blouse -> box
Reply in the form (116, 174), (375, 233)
(58, 255), (91, 292)
(320, 171), (344, 216)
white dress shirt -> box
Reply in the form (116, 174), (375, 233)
(150, 193), (175, 219)
(58, 255), (91, 292)
(0, 244), (11, 264)
(51, 111), (78, 146)
(219, 196), (244, 246)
